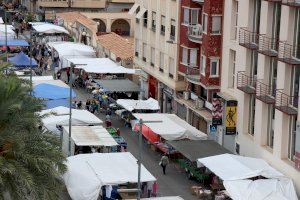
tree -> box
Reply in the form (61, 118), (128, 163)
(0, 74), (66, 200)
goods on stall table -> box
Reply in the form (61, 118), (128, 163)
(154, 142), (178, 154)
(179, 159), (210, 183)
(106, 127), (118, 136)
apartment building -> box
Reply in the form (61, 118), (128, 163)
(131, 0), (185, 113)
(221, 0), (300, 194)
(174, 0), (223, 134)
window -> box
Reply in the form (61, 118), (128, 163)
(248, 95), (256, 136)
(231, 0), (238, 40)
(190, 49), (197, 67)
(183, 8), (190, 25)
(202, 13), (208, 33)
(200, 55), (206, 75)
(267, 105), (275, 149)
(142, 43), (147, 61)
(182, 47), (188, 65)
(212, 16), (222, 34)
(151, 47), (155, 66)
(160, 52), (164, 72)
(161, 15), (166, 35)
(135, 39), (139, 57)
(152, 11), (156, 31)
(288, 116), (297, 161)
(191, 9), (198, 25)
(210, 58), (219, 77)
(143, 11), (148, 27)
(170, 19), (176, 40)
(136, 7), (140, 23)
(169, 58), (175, 78)
(228, 50), (236, 88)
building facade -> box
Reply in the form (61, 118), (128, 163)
(131, 0), (185, 112)
(221, 0), (300, 194)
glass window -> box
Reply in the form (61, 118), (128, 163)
(182, 47), (188, 64)
(143, 11), (148, 27)
(190, 49), (197, 67)
(228, 50), (236, 88)
(210, 58), (219, 76)
(191, 9), (198, 25)
(212, 16), (222, 34)
(170, 19), (176, 40)
(202, 14), (208, 33)
(200, 55), (206, 75)
(231, 0), (238, 40)
(152, 11), (156, 30)
(169, 57), (175, 77)
(183, 8), (190, 25)
(248, 95), (256, 136)
(288, 116), (297, 161)
(161, 15), (166, 35)
(267, 105), (275, 148)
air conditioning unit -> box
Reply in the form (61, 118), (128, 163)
(183, 91), (190, 100)
(195, 98), (204, 109)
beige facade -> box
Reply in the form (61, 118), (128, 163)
(221, 0), (300, 195)
(132, 0), (185, 112)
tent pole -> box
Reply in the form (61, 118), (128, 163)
(137, 118), (143, 200)
(68, 63), (74, 156)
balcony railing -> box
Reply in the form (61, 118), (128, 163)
(278, 41), (300, 65)
(275, 90), (298, 115)
(258, 34), (278, 57)
(282, 0), (300, 7)
(187, 24), (203, 44)
(186, 67), (201, 84)
(256, 80), (276, 104)
(239, 28), (259, 50)
(237, 72), (256, 94)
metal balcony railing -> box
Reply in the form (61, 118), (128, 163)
(275, 90), (298, 115)
(282, 0), (300, 7)
(239, 28), (259, 50)
(278, 41), (300, 65)
(186, 67), (201, 84)
(258, 34), (278, 57)
(187, 24), (203, 44)
(237, 72), (256, 94)
(256, 81), (276, 104)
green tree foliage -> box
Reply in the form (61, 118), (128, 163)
(0, 74), (66, 200)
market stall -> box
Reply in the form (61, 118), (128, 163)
(8, 51), (37, 68)
(40, 106), (102, 134)
(197, 154), (298, 200)
(0, 24), (15, 39)
(64, 152), (157, 200)
(61, 125), (118, 156)
(116, 98), (160, 113)
(31, 22), (69, 43)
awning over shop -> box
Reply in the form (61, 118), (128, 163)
(133, 113), (207, 141)
(0, 39), (29, 46)
(64, 152), (156, 200)
(116, 98), (160, 112)
(8, 51), (37, 68)
(31, 22), (69, 34)
(95, 79), (140, 93)
(67, 57), (136, 74)
(63, 125), (117, 147)
(167, 140), (230, 162)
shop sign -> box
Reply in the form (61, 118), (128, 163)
(210, 125), (217, 134)
(212, 98), (223, 125)
(225, 100), (237, 135)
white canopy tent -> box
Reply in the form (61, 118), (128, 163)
(67, 57), (136, 74)
(0, 24), (15, 39)
(31, 22), (69, 34)
(64, 152), (156, 200)
(197, 154), (298, 200)
(133, 113), (207, 140)
(116, 98), (160, 112)
(40, 106), (102, 134)
(0, 17), (4, 24)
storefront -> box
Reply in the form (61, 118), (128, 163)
(160, 83), (174, 114)
(189, 110), (208, 134)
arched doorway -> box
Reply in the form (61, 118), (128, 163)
(93, 19), (106, 33)
(111, 19), (130, 36)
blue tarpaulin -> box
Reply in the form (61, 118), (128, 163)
(8, 52), (38, 68)
(33, 83), (76, 100)
(0, 39), (29, 46)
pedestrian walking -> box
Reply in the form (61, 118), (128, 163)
(15, 27), (19, 39)
(160, 154), (169, 175)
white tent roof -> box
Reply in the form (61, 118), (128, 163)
(133, 113), (207, 141)
(141, 197), (184, 200)
(20, 76), (69, 87)
(21, 75), (54, 82)
(40, 106), (102, 134)
(0, 24), (15, 38)
(31, 23), (69, 34)
(197, 154), (283, 180)
(0, 17), (4, 24)
(67, 57), (136, 74)
(64, 152), (156, 200)
(47, 42), (96, 58)
(63, 125), (117, 147)
(116, 98), (160, 111)
(223, 178), (298, 200)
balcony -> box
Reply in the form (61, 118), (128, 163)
(256, 81), (276, 104)
(239, 28), (258, 50)
(275, 90), (298, 115)
(282, 0), (300, 7)
(187, 24), (203, 44)
(258, 35), (278, 57)
(278, 41), (300, 65)
(185, 67), (201, 84)
(237, 72), (256, 94)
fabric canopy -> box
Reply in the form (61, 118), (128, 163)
(47, 42), (96, 58)
(67, 58), (136, 74)
(0, 39), (29, 46)
(40, 106), (102, 134)
(142, 197), (184, 200)
(0, 24), (15, 39)
(197, 154), (283, 180)
(8, 51), (37, 68)
(63, 125), (117, 147)
(32, 23), (69, 34)
(33, 83), (76, 100)
(95, 79), (140, 93)
(133, 113), (207, 141)
(64, 152), (156, 200)
(167, 140), (230, 162)
(116, 98), (160, 111)
(0, 17), (3, 24)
